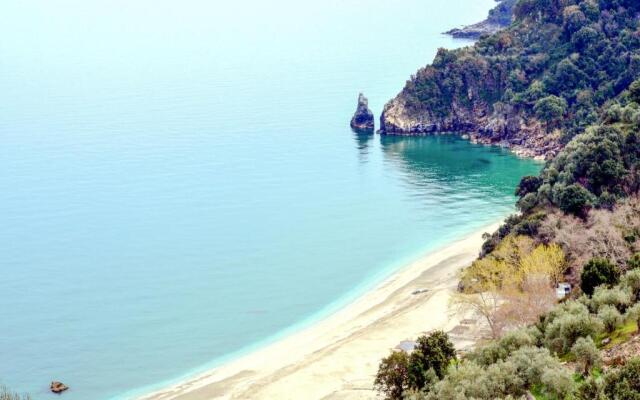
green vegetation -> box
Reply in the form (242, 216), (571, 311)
(374, 331), (456, 398)
(375, 266), (640, 399)
(375, 0), (640, 398)
(580, 258), (621, 296)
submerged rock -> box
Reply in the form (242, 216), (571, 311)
(51, 381), (69, 394)
(350, 93), (374, 131)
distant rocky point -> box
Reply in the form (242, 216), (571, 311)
(445, 0), (515, 39)
(350, 93), (374, 132)
(445, 20), (505, 39)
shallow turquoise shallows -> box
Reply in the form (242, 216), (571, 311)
(0, 1), (541, 399)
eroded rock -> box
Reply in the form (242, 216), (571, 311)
(350, 93), (374, 132)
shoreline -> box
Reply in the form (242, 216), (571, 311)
(136, 222), (499, 400)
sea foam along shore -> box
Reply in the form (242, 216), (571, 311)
(137, 222), (499, 400)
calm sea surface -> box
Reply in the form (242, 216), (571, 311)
(0, 1), (540, 399)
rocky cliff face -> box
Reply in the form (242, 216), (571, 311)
(350, 93), (375, 131)
(380, 94), (560, 159)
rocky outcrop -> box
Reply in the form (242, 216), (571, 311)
(51, 381), (69, 394)
(350, 93), (375, 132)
(445, 21), (505, 39)
(445, 0), (515, 39)
(379, 95), (561, 159)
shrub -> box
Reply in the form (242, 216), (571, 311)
(426, 346), (570, 400)
(571, 336), (601, 376)
(626, 303), (640, 330)
(591, 286), (632, 313)
(466, 327), (539, 366)
(602, 357), (640, 400)
(620, 269), (640, 301)
(575, 376), (604, 400)
(374, 351), (410, 400)
(598, 305), (623, 333)
(580, 258), (621, 296)
(541, 366), (575, 399)
(544, 304), (602, 353)
(629, 253), (640, 270)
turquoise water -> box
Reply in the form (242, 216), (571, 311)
(0, 1), (540, 399)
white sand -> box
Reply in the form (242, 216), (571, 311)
(138, 223), (498, 400)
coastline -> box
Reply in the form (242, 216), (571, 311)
(136, 222), (499, 400)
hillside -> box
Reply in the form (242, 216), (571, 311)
(373, 1), (640, 399)
(381, 0), (640, 159)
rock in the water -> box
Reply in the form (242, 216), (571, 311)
(350, 93), (374, 131)
(51, 381), (69, 394)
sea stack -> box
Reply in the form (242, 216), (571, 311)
(350, 93), (374, 132)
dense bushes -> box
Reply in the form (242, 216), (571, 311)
(580, 258), (620, 296)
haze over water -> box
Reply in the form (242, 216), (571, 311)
(0, 1), (540, 399)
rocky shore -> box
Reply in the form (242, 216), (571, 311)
(445, 20), (504, 39)
(379, 94), (561, 160)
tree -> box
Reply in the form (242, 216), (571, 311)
(571, 336), (601, 376)
(520, 243), (567, 285)
(516, 175), (543, 197)
(580, 258), (621, 296)
(558, 184), (594, 217)
(598, 305), (622, 333)
(409, 331), (456, 387)
(374, 351), (410, 400)
(629, 79), (640, 104)
(453, 287), (503, 338)
(534, 95), (568, 129)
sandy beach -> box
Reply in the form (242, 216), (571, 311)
(138, 223), (498, 400)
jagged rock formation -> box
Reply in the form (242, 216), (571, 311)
(350, 93), (374, 131)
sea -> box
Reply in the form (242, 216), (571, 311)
(0, 0), (540, 398)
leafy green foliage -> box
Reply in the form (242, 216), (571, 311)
(535, 95), (568, 129)
(408, 330), (456, 385)
(374, 351), (410, 400)
(571, 336), (601, 376)
(374, 331), (456, 399)
(580, 258), (621, 296)
(557, 184), (594, 217)
(603, 358), (640, 400)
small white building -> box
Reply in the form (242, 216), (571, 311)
(556, 283), (572, 299)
